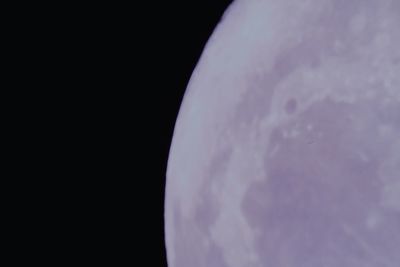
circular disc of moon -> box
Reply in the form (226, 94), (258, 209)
(165, 1), (400, 266)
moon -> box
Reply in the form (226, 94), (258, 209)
(165, 0), (400, 266)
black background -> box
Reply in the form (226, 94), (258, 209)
(15, 1), (235, 265)
(144, 1), (233, 266)
(5, 1), (235, 266)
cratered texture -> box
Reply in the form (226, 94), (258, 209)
(165, 1), (400, 266)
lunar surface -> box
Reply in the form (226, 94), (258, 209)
(165, 1), (400, 266)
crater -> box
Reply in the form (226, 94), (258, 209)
(285, 98), (298, 115)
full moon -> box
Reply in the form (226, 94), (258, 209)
(165, 1), (400, 266)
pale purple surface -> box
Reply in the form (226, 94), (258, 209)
(165, 0), (400, 266)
